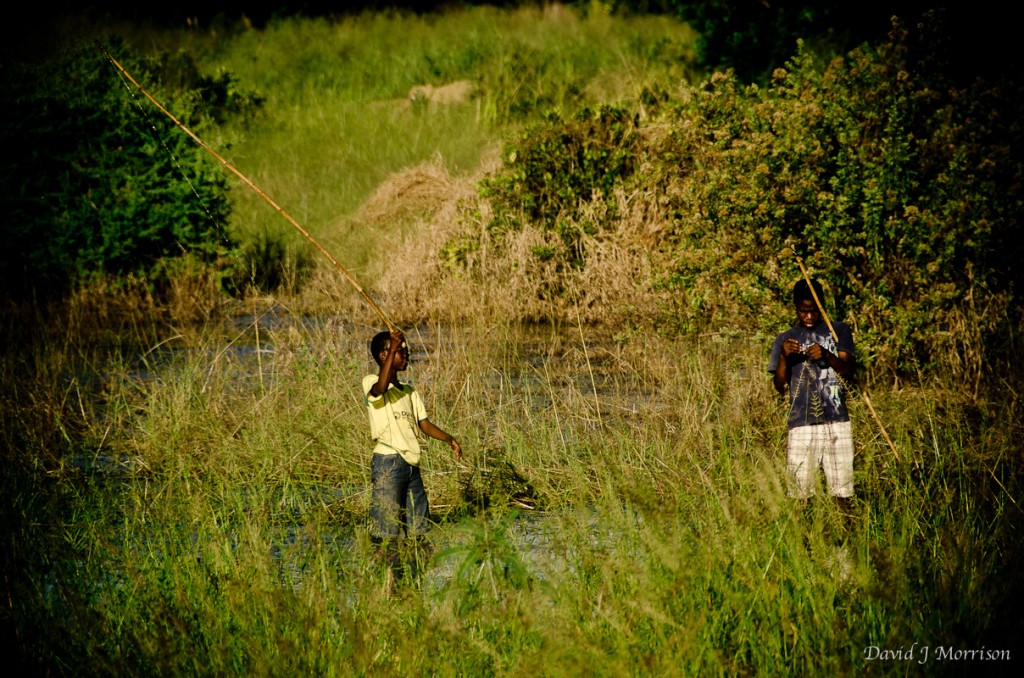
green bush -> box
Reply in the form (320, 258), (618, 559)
(467, 16), (1023, 379)
(0, 38), (260, 299)
(481, 105), (643, 265)
(663, 20), (1022, 378)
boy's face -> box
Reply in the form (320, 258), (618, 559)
(380, 340), (409, 371)
(795, 299), (822, 329)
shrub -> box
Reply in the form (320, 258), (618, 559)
(0, 38), (260, 300)
(480, 105), (643, 266)
(662, 18), (1024, 380)
(446, 15), (1023, 380)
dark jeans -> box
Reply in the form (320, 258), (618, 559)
(370, 453), (431, 538)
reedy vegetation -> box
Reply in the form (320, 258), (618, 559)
(3, 5), (1022, 675)
(4, 305), (1020, 674)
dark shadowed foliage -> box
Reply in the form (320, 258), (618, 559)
(0, 38), (258, 300)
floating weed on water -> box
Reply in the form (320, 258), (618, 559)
(455, 453), (540, 514)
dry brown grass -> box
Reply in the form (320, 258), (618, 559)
(359, 156), (468, 226)
(408, 80), (475, 107)
(351, 155), (496, 322)
(59, 262), (231, 339)
(334, 156), (683, 328)
(290, 157), (475, 321)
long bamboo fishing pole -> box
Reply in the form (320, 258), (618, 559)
(100, 44), (397, 333)
(794, 256), (901, 461)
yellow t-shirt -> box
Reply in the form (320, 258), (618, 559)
(362, 374), (428, 466)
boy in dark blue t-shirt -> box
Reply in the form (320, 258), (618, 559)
(768, 279), (856, 500)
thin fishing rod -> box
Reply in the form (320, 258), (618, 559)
(100, 44), (397, 333)
(795, 257), (838, 342)
(795, 256), (901, 461)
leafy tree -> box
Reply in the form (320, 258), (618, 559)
(0, 38), (258, 300)
(631, 1), (1010, 85)
(459, 14), (1023, 379)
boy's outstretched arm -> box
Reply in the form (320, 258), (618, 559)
(419, 419), (462, 461)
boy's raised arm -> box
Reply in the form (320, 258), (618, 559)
(370, 330), (405, 397)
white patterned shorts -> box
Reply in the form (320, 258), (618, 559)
(787, 421), (855, 498)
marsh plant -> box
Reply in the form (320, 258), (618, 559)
(3, 302), (1021, 674)
(3, 4), (1022, 675)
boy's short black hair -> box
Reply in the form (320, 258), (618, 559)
(793, 278), (825, 306)
(370, 330), (391, 365)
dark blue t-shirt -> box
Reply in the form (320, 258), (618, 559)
(768, 320), (854, 429)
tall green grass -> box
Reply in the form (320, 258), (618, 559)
(178, 6), (696, 268)
(4, 306), (1020, 674)
(4, 7), (1020, 675)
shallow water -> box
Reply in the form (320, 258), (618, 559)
(71, 310), (656, 471)
(63, 310), (662, 590)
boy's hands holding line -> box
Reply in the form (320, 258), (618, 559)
(802, 343), (828, 361)
(803, 343), (854, 377)
(782, 339), (854, 378)
(781, 338), (833, 364)
(780, 337), (803, 358)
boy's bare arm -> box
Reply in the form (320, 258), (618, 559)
(773, 360), (789, 394)
(419, 419), (462, 461)
(370, 330), (405, 397)
(773, 337), (801, 394)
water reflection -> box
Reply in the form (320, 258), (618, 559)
(75, 310), (656, 473)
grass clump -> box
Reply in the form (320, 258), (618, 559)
(4, 312), (1022, 674)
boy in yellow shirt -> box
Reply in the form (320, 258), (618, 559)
(364, 329), (461, 547)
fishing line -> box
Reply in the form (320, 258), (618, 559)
(105, 43), (285, 402)
(99, 42), (398, 333)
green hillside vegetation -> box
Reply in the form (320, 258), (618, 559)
(424, 16), (1024, 384)
(199, 6), (698, 276)
(3, 4), (1022, 674)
